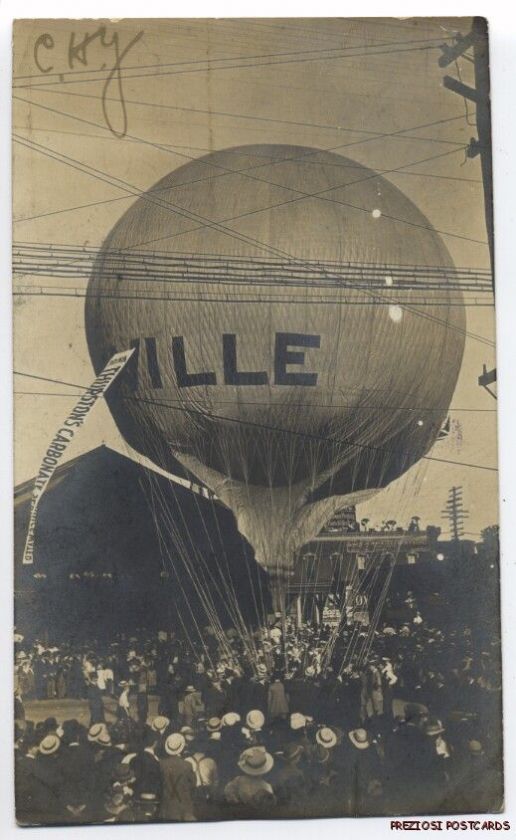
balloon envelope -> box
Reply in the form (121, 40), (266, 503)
(85, 144), (465, 582)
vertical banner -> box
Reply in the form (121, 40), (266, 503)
(22, 349), (134, 564)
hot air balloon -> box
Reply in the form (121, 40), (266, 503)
(85, 144), (465, 614)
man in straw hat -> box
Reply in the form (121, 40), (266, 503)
(316, 727), (338, 751)
(273, 743), (306, 809)
(16, 730), (54, 825)
(88, 723), (127, 817)
(341, 727), (385, 814)
(244, 709), (266, 746)
(151, 715), (170, 739)
(37, 734), (64, 821)
(224, 746), (275, 812)
(288, 713), (315, 757)
(58, 720), (95, 822)
(450, 739), (503, 814)
(184, 742), (219, 819)
(159, 733), (196, 821)
(206, 716), (222, 734)
(127, 727), (162, 812)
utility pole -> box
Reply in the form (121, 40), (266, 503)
(438, 18), (496, 398)
(441, 486), (469, 542)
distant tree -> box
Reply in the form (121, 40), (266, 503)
(477, 524), (499, 565)
(360, 518), (370, 532)
(481, 524), (499, 547)
(385, 519), (397, 532)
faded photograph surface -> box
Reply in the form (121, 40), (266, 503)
(12, 17), (501, 825)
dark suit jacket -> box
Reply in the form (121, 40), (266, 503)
(131, 749), (163, 799)
(159, 755), (196, 821)
(61, 743), (96, 806)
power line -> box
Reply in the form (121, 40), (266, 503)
(13, 389), (497, 413)
(15, 96), (481, 265)
(11, 288), (494, 323)
(12, 118), (475, 226)
(13, 241), (493, 274)
(13, 105), (492, 346)
(140, 394), (499, 473)
(13, 132), (281, 260)
(13, 34), (452, 83)
(12, 243), (493, 291)
(17, 84), (470, 149)
(13, 42), (444, 91)
(13, 109), (484, 250)
(13, 245), (496, 350)
(12, 370), (498, 473)
(10, 149), (483, 223)
(344, 17), (457, 38)
(12, 122), (479, 164)
(14, 94), (473, 198)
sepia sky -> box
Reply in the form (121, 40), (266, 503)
(12, 17), (498, 538)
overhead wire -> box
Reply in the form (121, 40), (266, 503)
(12, 371), (498, 472)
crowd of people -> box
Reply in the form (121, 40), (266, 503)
(14, 592), (503, 825)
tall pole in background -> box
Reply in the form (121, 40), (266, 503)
(438, 18), (496, 397)
(442, 485), (469, 542)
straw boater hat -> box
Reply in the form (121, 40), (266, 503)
(468, 740), (484, 755)
(206, 717), (222, 733)
(180, 726), (195, 742)
(238, 746), (274, 776)
(316, 727), (338, 749)
(222, 712), (241, 727)
(256, 663), (268, 676)
(39, 734), (61, 756)
(185, 685), (196, 693)
(348, 728), (371, 750)
(246, 710), (265, 731)
(151, 715), (170, 735)
(290, 713), (312, 730)
(88, 723), (111, 745)
(165, 733), (186, 756)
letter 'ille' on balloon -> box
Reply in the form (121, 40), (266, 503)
(86, 143), (465, 611)
(122, 332), (321, 388)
